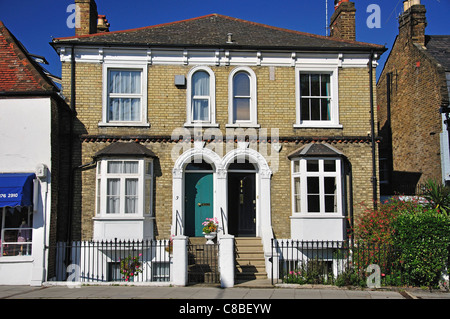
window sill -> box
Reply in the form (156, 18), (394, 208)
(93, 215), (148, 221)
(184, 123), (220, 128)
(0, 256), (33, 263)
(290, 214), (344, 219)
(98, 122), (150, 128)
(225, 123), (261, 129)
(293, 123), (343, 129)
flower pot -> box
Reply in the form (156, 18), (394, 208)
(203, 232), (217, 244)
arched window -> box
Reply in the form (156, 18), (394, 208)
(186, 66), (216, 126)
(228, 67), (258, 127)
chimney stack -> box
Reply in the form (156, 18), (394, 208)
(75, 0), (98, 36)
(329, 0), (356, 41)
(399, 0), (427, 46)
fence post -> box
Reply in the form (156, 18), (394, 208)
(172, 235), (188, 286)
(219, 234), (235, 288)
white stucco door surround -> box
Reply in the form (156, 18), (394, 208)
(171, 145), (273, 239)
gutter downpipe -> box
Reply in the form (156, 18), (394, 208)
(65, 45), (76, 273)
(369, 50), (378, 210)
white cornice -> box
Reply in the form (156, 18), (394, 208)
(57, 46), (374, 68)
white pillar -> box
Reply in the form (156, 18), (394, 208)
(172, 235), (188, 286)
(219, 234), (235, 288)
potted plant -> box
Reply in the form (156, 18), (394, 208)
(119, 253), (143, 282)
(202, 217), (219, 244)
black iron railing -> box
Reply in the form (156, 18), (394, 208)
(51, 239), (171, 283)
(271, 240), (415, 287)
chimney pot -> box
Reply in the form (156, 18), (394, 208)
(330, 1), (356, 41)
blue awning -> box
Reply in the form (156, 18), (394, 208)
(0, 173), (35, 208)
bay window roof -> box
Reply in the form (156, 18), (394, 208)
(94, 142), (156, 159)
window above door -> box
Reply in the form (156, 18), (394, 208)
(185, 66), (217, 128)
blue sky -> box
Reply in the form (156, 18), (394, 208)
(1, 0), (449, 80)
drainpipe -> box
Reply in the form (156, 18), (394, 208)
(67, 45), (76, 245)
(369, 50), (378, 210)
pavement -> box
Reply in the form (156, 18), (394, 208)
(0, 280), (448, 300)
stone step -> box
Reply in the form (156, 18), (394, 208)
(234, 237), (267, 280)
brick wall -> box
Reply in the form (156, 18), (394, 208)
(377, 30), (447, 191)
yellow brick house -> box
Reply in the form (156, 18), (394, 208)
(51, 0), (385, 284)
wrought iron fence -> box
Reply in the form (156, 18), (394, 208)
(271, 240), (412, 287)
(51, 239), (171, 283)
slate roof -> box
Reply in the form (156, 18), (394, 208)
(287, 143), (345, 159)
(0, 21), (57, 94)
(53, 14), (385, 52)
(94, 142), (157, 159)
(425, 35), (450, 72)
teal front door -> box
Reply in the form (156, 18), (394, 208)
(185, 173), (214, 237)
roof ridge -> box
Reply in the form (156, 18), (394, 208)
(216, 14), (383, 48)
(53, 13), (384, 49)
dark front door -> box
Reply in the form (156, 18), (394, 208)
(228, 173), (256, 236)
(185, 173), (213, 237)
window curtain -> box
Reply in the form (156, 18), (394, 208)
(125, 179), (138, 214)
(108, 70), (141, 121)
(192, 71), (210, 121)
(107, 179), (120, 214)
(109, 70), (141, 94)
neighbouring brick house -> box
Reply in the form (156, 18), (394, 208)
(377, 0), (450, 196)
(0, 21), (71, 285)
(51, 0), (385, 281)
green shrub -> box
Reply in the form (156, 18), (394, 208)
(354, 198), (423, 245)
(421, 179), (450, 216)
(392, 208), (450, 288)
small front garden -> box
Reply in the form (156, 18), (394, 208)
(279, 180), (450, 290)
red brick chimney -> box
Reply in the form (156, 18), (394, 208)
(399, 0), (427, 46)
(75, 0), (98, 36)
(329, 0), (356, 41)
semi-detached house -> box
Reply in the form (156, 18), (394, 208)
(51, 0), (386, 284)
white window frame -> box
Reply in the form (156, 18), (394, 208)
(227, 66), (259, 128)
(291, 157), (343, 216)
(100, 63), (149, 127)
(185, 66), (217, 127)
(294, 66), (341, 128)
(96, 158), (153, 217)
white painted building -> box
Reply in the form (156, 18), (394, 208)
(0, 21), (71, 285)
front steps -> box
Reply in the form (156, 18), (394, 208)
(235, 237), (267, 281)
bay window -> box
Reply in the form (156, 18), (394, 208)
(291, 158), (342, 215)
(96, 159), (153, 217)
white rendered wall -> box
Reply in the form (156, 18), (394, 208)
(0, 97), (52, 285)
